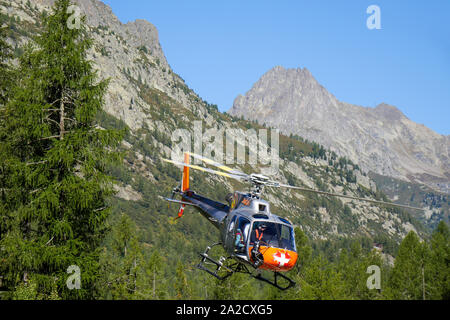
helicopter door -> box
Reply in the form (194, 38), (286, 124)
(224, 215), (237, 252)
(234, 217), (250, 257)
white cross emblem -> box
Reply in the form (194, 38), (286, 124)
(273, 251), (291, 267)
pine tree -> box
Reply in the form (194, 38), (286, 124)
(174, 261), (192, 299)
(145, 250), (166, 299)
(293, 227), (312, 270)
(100, 214), (170, 300)
(209, 271), (256, 300)
(386, 231), (429, 300)
(295, 254), (349, 300)
(0, 0), (123, 299)
(0, 25), (14, 188)
(337, 243), (384, 300)
(427, 221), (450, 299)
(98, 213), (144, 299)
(0, 24), (13, 256)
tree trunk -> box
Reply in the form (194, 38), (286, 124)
(59, 97), (64, 140)
(133, 258), (137, 293)
(422, 266), (425, 300)
(153, 266), (156, 299)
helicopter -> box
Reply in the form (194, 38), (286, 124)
(162, 152), (423, 290)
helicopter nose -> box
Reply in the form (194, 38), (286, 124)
(262, 248), (298, 271)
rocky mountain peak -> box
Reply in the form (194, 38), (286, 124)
(30, 0), (168, 67)
(373, 103), (407, 121)
(4, 0), (439, 240)
(229, 67), (449, 193)
(123, 19), (162, 55)
(259, 65), (320, 89)
(231, 65), (334, 123)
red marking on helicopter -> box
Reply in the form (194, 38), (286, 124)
(178, 206), (185, 218)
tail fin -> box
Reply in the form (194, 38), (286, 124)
(181, 152), (190, 192)
(172, 152), (189, 223)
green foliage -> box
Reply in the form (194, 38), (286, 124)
(426, 221), (450, 299)
(284, 227), (450, 300)
(336, 244), (384, 299)
(279, 134), (313, 162)
(210, 272), (257, 300)
(13, 279), (40, 300)
(0, 0), (122, 299)
(13, 276), (60, 300)
(295, 254), (349, 300)
(293, 227), (312, 269)
(1, 0), (448, 301)
(387, 231), (429, 300)
(97, 214), (167, 299)
(370, 172), (449, 229)
(174, 261), (192, 299)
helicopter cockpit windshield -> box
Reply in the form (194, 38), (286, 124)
(250, 221), (296, 252)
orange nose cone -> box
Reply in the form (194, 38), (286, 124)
(250, 246), (298, 271)
(264, 248), (298, 271)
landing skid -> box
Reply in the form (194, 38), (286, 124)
(253, 271), (296, 291)
(196, 243), (296, 291)
(196, 243), (233, 281)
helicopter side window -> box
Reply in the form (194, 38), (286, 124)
(234, 217), (250, 254)
(279, 224), (296, 251)
(228, 215), (237, 232)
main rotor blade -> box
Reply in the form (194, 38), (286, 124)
(186, 152), (249, 177)
(162, 158), (246, 182)
(276, 183), (425, 211)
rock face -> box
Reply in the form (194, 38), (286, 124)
(33, 0), (165, 61)
(7, 0), (203, 132)
(229, 66), (449, 193)
(3, 0), (433, 240)
(4, 0), (216, 212)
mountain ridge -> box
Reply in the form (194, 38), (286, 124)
(228, 66), (449, 194)
(2, 0), (433, 243)
(3, 0), (450, 300)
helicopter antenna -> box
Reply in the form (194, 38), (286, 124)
(162, 153), (424, 212)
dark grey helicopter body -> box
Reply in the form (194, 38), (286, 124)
(163, 152), (423, 290)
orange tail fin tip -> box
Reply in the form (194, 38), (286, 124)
(175, 152), (190, 220)
(182, 152), (190, 192)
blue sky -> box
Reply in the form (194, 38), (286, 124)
(103, 0), (450, 135)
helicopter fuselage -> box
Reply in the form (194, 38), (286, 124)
(163, 151), (423, 290)
(179, 190), (298, 272)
